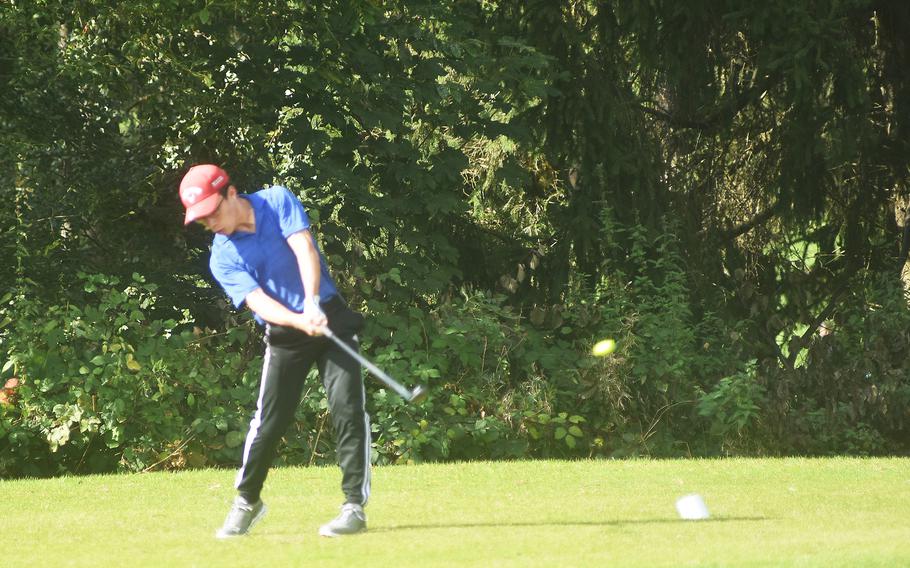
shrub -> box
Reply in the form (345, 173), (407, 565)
(0, 273), (263, 476)
(771, 275), (910, 455)
(696, 360), (768, 454)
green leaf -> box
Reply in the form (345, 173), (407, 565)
(105, 429), (122, 448)
(48, 424), (71, 451)
(568, 425), (583, 437)
(555, 427), (567, 440)
(225, 431), (244, 448)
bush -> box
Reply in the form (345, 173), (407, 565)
(2, 262), (907, 478)
(0, 273), (264, 476)
(770, 276), (910, 455)
(572, 216), (749, 457)
(363, 291), (594, 463)
(0, 273), (604, 476)
(696, 360), (768, 455)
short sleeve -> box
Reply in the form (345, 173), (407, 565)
(210, 251), (260, 309)
(270, 186), (310, 238)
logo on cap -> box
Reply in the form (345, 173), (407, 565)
(183, 186), (204, 204)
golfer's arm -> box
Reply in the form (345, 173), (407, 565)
(244, 288), (306, 328)
(286, 229), (321, 303)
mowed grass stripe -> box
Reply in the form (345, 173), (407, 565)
(3, 458), (908, 567)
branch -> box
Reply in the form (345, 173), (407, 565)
(780, 277), (854, 369)
(638, 104), (710, 130)
(140, 433), (196, 473)
(640, 72), (777, 132)
(702, 200), (785, 242)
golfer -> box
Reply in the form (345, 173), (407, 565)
(179, 164), (370, 538)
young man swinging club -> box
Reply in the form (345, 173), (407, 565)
(179, 164), (371, 538)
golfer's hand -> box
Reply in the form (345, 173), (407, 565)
(299, 298), (327, 336)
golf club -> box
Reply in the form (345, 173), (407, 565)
(321, 327), (428, 403)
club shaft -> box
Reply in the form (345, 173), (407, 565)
(322, 329), (413, 400)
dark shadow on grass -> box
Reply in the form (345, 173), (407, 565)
(369, 516), (770, 532)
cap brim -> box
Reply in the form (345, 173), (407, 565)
(183, 193), (222, 225)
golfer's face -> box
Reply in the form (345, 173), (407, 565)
(197, 196), (228, 233)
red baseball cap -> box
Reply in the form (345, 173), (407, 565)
(179, 164), (230, 225)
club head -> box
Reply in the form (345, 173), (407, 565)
(409, 385), (428, 403)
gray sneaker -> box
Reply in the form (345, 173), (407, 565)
(215, 496), (267, 539)
(319, 503), (367, 537)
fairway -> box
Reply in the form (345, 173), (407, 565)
(5, 458), (908, 567)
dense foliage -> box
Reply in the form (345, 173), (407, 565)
(2, 0), (908, 476)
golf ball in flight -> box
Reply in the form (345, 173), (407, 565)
(592, 339), (616, 357)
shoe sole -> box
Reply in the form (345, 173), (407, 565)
(215, 504), (268, 540)
(318, 525), (367, 538)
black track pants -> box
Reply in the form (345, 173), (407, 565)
(234, 299), (371, 505)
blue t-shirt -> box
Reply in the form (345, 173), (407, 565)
(209, 186), (338, 325)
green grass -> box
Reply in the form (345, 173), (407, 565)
(4, 458), (908, 567)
